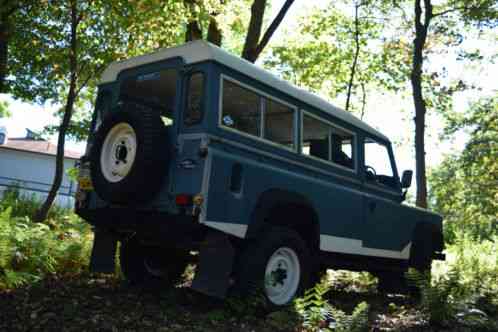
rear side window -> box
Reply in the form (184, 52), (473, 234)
(264, 99), (295, 149)
(220, 78), (297, 150)
(184, 72), (204, 125)
(302, 112), (355, 170)
(119, 69), (177, 126)
(221, 80), (261, 137)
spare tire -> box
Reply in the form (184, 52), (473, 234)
(90, 102), (169, 204)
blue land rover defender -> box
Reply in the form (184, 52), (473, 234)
(76, 41), (444, 306)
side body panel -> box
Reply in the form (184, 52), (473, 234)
(199, 63), (430, 260)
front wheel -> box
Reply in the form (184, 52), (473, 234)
(119, 237), (190, 287)
(234, 227), (312, 306)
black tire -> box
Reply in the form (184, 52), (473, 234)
(407, 238), (433, 298)
(90, 102), (169, 204)
(233, 226), (312, 307)
(376, 271), (408, 294)
(119, 237), (190, 287)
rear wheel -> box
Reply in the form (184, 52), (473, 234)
(119, 237), (190, 287)
(233, 227), (312, 306)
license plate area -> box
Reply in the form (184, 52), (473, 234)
(78, 161), (93, 190)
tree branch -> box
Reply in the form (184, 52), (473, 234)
(252, 0), (294, 60)
(345, 1), (361, 112)
(242, 0), (266, 62)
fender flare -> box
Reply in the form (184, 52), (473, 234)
(246, 189), (320, 248)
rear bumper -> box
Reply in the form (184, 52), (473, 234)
(76, 206), (206, 248)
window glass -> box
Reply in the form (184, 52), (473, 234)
(119, 69), (177, 126)
(221, 80), (261, 137)
(184, 72), (204, 125)
(364, 140), (393, 177)
(264, 99), (295, 149)
(302, 114), (330, 161)
(92, 90), (111, 133)
(330, 132), (354, 169)
(364, 140), (397, 188)
(302, 113), (355, 169)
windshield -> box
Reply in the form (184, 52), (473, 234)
(119, 69), (178, 126)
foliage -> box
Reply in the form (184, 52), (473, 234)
(410, 233), (498, 328)
(0, 186), (68, 222)
(294, 278), (369, 332)
(0, 100), (9, 118)
(265, 1), (386, 115)
(429, 95), (498, 242)
(0, 192), (92, 289)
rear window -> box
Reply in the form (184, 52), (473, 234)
(119, 69), (178, 126)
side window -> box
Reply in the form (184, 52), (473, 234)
(221, 79), (261, 137)
(330, 131), (354, 170)
(184, 72), (204, 125)
(364, 139), (396, 188)
(302, 112), (355, 170)
(302, 114), (330, 161)
(264, 99), (295, 149)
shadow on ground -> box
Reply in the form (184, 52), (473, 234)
(0, 273), (443, 332)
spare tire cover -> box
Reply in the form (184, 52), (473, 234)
(90, 103), (169, 204)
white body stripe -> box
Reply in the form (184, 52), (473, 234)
(320, 235), (411, 260)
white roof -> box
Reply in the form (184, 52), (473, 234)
(100, 41), (388, 141)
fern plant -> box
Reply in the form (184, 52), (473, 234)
(294, 281), (333, 331)
(0, 207), (13, 271)
(294, 279), (370, 332)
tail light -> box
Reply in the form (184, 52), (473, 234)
(175, 194), (192, 206)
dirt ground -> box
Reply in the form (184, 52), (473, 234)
(0, 273), (478, 332)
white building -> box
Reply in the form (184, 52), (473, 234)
(0, 127), (82, 208)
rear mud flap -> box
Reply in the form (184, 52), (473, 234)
(191, 231), (235, 298)
(89, 229), (117, 273)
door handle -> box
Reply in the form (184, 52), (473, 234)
(369, 201), (376, 213)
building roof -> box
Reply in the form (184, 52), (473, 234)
(0, 138), (82, 160)
(100, 40), (388, 141)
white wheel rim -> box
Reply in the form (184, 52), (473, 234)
(100, 123), (137, 183)
(264, 247), (301, 305)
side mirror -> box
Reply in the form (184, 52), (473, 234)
(401, 170), (413, 188)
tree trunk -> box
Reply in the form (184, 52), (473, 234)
(0, 22), (7, 93)
(345, 1), (361, 112)
(242, 0), (294, 63)
(35, 1), (79, 222)
(185, 21), (202, 42)
(207, 17), (222, 46)
(242, 0), (266, 62)
(410, 0), (432, 209)
(184, 0), (203, 42)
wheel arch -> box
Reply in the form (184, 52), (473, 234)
(246, 189), (320, 253)
(409, 221), (444, 267)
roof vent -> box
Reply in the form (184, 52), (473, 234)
(0, 126), (7, 145)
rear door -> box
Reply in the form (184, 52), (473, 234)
(173, 65), (209, 198)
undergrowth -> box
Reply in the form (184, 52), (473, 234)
(410, 233), (498, 330)
(0, 192), (92, 289)
(293, 279), (369, 332)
